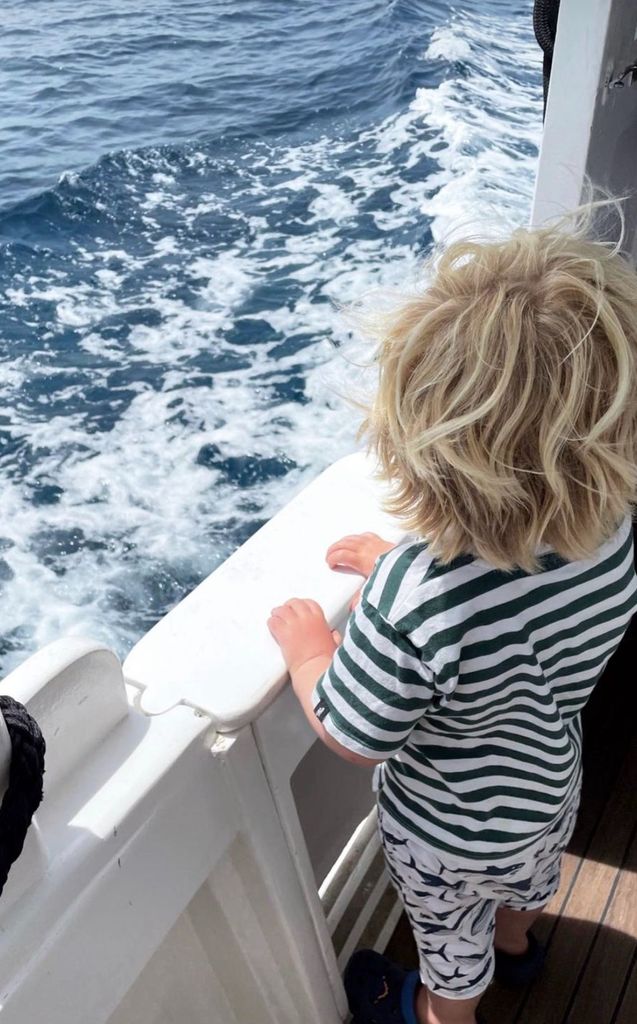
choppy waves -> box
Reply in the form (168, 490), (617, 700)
(0, 1), (541, 672)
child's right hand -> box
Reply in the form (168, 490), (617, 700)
(326, 532), (395, 579)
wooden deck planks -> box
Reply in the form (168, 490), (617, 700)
(613, 952), (637, 1024)
(563, 822), (637, 1024)
(513, 739), (637, 1024)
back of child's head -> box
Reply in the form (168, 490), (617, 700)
(364, 210), (637, 571)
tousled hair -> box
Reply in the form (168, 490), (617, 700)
(362, 210), (637, 571)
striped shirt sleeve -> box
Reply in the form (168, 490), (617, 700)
(312, 595), (435, 760)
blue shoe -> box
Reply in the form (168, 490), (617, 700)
(344, 950), (420, 1024)
(494, 932), (545, 988)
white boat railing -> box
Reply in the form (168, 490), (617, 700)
(0, 453), (405, 1024)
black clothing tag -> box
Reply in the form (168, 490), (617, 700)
(314, 699), (329, 723)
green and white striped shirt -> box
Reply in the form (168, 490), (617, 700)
(314, 517), (637, 862)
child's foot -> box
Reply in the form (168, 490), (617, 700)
(343, 950), (488, 1024)
(494, 932), (545, 988)
(344, 949), (420, 1023)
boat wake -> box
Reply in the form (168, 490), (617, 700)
(0, 1), (541, 672)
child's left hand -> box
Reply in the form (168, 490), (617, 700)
(268, 599), (340, 675)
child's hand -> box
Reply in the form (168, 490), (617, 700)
(326, 532), (395, 579)
(268, 598), (340, 675)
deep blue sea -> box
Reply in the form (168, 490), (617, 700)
(0, 0), (541, 674)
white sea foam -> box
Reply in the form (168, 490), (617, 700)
(190, 252), (255, 309)
(424, 26), (472, 62)
(308, 183), (358, 223)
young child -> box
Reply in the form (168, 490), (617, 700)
(267, 218), (637, 1024)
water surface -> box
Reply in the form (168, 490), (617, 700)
(0, 0), (541, 672)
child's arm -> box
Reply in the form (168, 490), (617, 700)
(268, 598), (385, 767)
(269, 537), (432, 767)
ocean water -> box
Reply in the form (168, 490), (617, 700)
(0, 0), (542, 674)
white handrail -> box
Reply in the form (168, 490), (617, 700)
(123, 452), (406, 727)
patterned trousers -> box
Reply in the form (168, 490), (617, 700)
(378, 790), (580, 999)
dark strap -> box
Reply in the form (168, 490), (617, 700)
(0, 696), (46, 897)
(533, 0), (562, 116)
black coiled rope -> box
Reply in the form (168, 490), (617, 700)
(0, 697), (45, 897)
(533, 0), (562, 115)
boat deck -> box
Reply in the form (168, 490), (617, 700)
(384, 618), (637, 1024)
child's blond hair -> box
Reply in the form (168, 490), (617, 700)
(364, 215), (637, 571)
